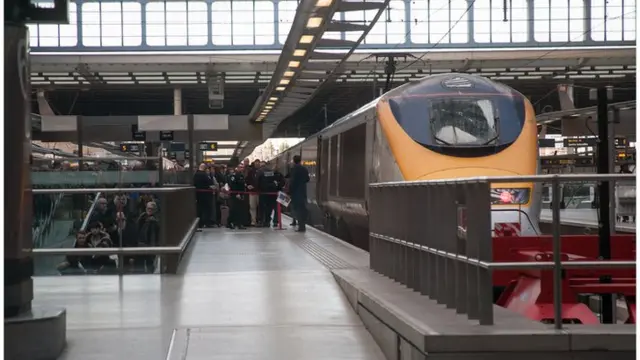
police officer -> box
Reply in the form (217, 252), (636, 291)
(225, 166), (247, 230)
(257, 161), (284, 227)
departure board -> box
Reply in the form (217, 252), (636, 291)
(199, 142), (218, 151)
(160, 131), (174, 141)
(541, 156), (595, 166)
(131, 125), (146, 141)
(563, 137), (597, 147)
(614, 137), (628, 149)
(120, 143), (141, 153)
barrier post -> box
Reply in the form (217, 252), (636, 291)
(276, 201), (283, 230)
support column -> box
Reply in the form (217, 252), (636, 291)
(177, 88), (196, 174)
(5, 19), (33, 321)
(5, 22), (66, 360)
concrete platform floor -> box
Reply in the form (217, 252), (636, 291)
(33, 228), (384, 360)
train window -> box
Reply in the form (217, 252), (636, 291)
(329, 137), (338, 196)
(338, 124), (366, 199)
(429, 98), (499, 146)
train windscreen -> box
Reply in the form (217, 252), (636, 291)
(429, 98), (499, 146)
(388, 94), (526, 157)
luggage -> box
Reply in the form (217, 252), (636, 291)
(220, 205), (230, 226)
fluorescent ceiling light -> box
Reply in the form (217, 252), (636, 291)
(288, 61), (300, 68)
(284, 71), (295, 77)
(307, 17), (323, 28)
(299, 35), (314, 44)
(280, 79), (290, 85)
(267, 101), (275, 105)
(293, 49), (307, 57)
(316, 0), (333, 7)
(276, 86), (286, 91)
(265, 106), (273, 109)
(269, 97), (278, 101)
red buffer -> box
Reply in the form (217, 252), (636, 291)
(492, 235), (636, 324)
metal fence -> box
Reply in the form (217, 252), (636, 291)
(368, 174), (636, 327)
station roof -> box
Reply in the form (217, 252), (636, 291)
(32, 47), (636, 159)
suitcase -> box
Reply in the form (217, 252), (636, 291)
(220, 205), (230, 226)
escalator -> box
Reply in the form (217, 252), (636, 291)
(33, 192), (101, 276)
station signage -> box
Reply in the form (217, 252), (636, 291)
(120, 143), (141, 153)
(563, 137), (597, 147)
(614, 137), (628, 149)
(541, 156), (595, 167)
(160, 131), (174, 141)
(199, 142), (218, 151)
(131, 124), (146, 141)
(538, 138), (556, 148)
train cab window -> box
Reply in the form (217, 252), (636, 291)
(429, 98), (499, 146)
(388, 93), (526, 157)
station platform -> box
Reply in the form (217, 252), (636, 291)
(540, 209), (636, 233)
(32, 218), (635, 360)
(32, 223), (382, 360)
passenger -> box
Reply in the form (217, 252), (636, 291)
(246, 159), (261, 226)
(257, 161), (285, 227)
(85, 222), (116, 269)
(226, 166), (247, 230)
(213, 165), (226, 225)
(193, 163), (214, 228)
(238, 163), (251, 227)
(136, 201), (160, 272)
(288, 155), (310, 232)
(57, 231), (92, 272)
(206, 166), (219, 227)
(284, 170), (297, 227)
(90, 196), (118, 241)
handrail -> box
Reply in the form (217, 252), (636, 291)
(33, 186), (193, 195)
(370, 173), (636, 187)
(32, 218), (199, 257)
(80, 192), (101, 232)
(370, 233), (635, 270)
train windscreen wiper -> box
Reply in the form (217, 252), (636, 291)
(482, 117), (500, 145)
(429, 116), (452, 146)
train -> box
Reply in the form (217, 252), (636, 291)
(273, 73), (541, 250)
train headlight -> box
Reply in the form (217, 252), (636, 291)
(491, 188), (530, 205)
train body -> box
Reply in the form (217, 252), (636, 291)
(274, 73), (542, 250)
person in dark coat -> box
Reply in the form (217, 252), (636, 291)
(193, 163), (214, 228)
(136, 201), (160, 272)
(288, 155), (310, 232)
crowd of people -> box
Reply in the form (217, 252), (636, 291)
(34, 153), (311, 274)
(57, 192), (161, 274)
(193, 155), (310, 232)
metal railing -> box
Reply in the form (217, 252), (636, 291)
(31, 186), (198, 274)
(368, 174), (636, 328)
(80, 192), (101, 231)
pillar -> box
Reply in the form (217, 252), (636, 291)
(5, 20), (33, 320)
(5, 21), (66, 360)
(173, 88), (182, 116)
